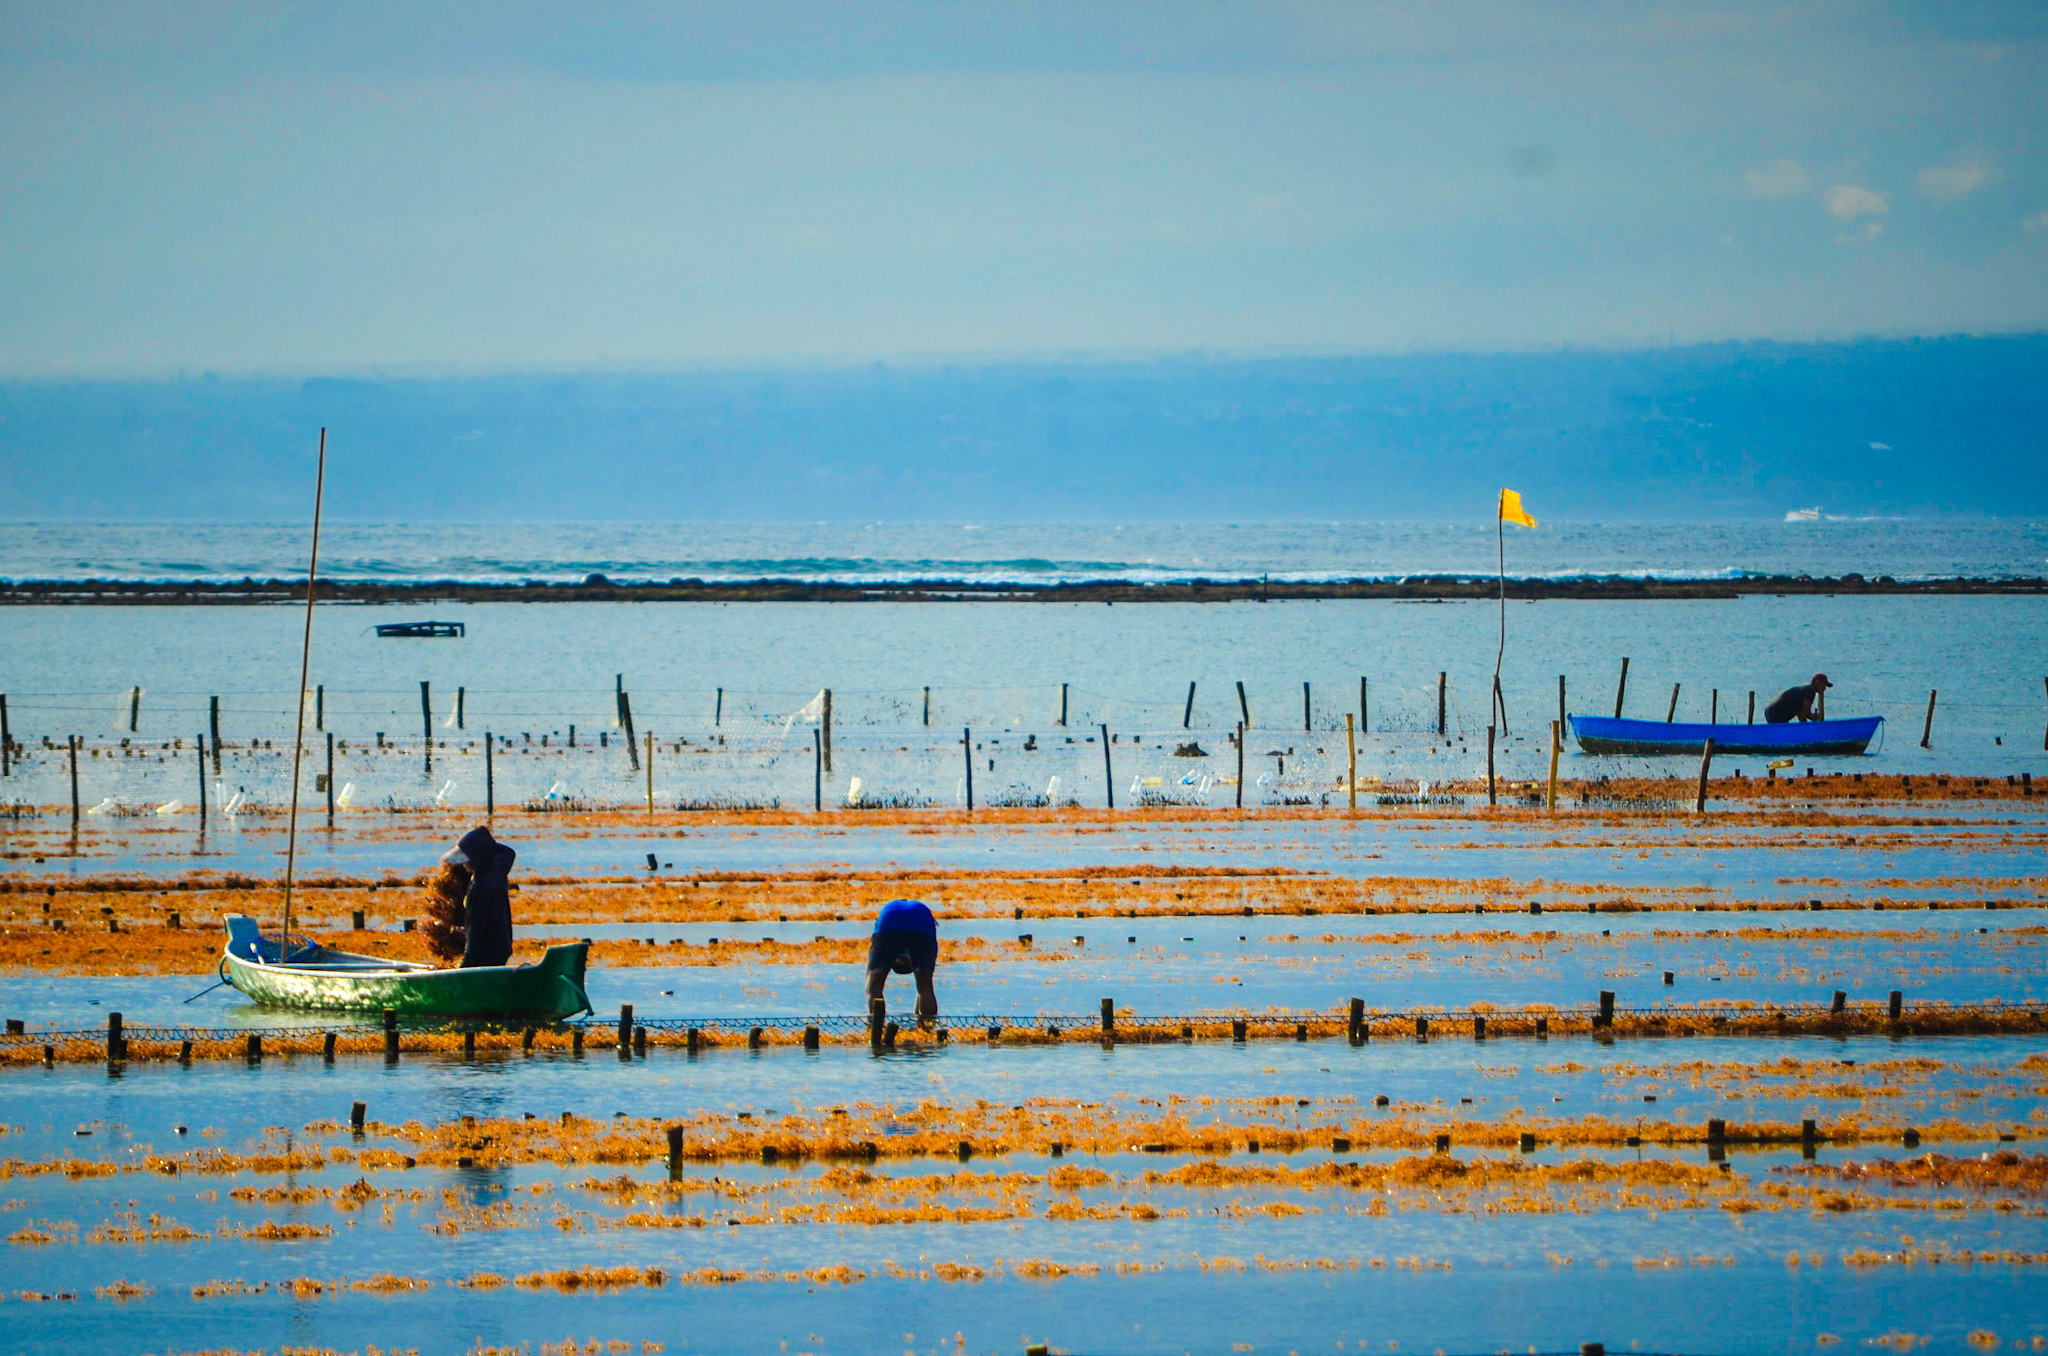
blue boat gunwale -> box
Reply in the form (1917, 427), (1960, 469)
(1566, 713), (1882, 756)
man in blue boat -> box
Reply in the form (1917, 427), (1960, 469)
(439, 826), (516, 968)
(1763, 673), (1832, 724)
(867, 898), (940, 1022)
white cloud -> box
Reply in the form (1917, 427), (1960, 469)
(1744, 159), (1810, 198)
(1916, 155), (1999, 202)
(1824, 185), (1888, 220)
(2022, 210), (2048, 234)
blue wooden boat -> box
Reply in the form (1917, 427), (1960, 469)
(1567, 714), (1883, 756)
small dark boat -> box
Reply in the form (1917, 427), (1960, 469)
(1568, 714), (1883, 756)
(375, 621), (465, 638)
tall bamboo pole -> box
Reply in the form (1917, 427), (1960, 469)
(279, 429), (327, 955)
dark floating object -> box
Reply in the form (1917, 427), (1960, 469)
(375, 621), (465, 639)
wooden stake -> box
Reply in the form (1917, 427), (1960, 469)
(715, 687), (723, 726)
(1303, 681), (1312, 733)
(197, 735), (207, 821)
(1486, 725), (1496, 806)
(620, 690), (639, 771)
(1235, 722), (1244, 809)
(1613, 657), (1629, 718)
(1694, 737), (1715, 813)
(1711, 689), (1718, 724)
(324, 732), (334, 827)
(485, 732), (495, 816)
(1057, 682), (1066, 727)
(924, 685), (932, 727)
(420, 680), (432, 772)
(69, 735), (79, 824)
(1921, 689), (1937, 748)
(0, 693), (8, 776)
(1546, 720), (1560, 812)
(455, 686), (464, 729)
(1184, 681), (1196, 729)
(813, 729), (822, 812)
(1437, 672), (1447, 737)
(1101, 723), (1114, 810)
(1666, 682), (1680, 723)
(128, 686), (140, 733)
(210, 696), (222, 773)
(963, 726), (974, 811)
(1099, 998), (1114, 1034)
(316, 684), (323, 731)
(1557, 674), (1565, 732)
(1236, 681), (1251, 728)
(822, 688), (833, 774)
(1345, 713), (1357, 810)
(1359, 676), (1368, 733)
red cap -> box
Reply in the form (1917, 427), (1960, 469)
(1812, 673), (1832, 689)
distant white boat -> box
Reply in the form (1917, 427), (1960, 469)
(1784, 506), (1821, 523)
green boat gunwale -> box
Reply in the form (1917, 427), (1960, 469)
(221, 914), (593, 1020)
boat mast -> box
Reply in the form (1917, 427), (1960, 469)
(279, 429), (327, 957)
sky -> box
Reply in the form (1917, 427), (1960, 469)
(3, 0), (2046, 376)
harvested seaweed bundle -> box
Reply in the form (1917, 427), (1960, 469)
(420, 863), (470, 964)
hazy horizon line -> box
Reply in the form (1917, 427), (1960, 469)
(5, 327), (2046, 386)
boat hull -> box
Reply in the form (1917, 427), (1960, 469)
(221, 920), (590, 1019)
(1567, 714), (1882, 757)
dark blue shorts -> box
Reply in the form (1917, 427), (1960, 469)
(867, 927), (938, 977)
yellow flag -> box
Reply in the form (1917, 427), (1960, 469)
(1498, 488), (1537, 529)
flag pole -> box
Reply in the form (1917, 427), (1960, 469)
(1493, 492), (1509, 736)
(280, 429), (327, 959)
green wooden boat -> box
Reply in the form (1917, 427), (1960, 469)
(221, 915), (592, 1019)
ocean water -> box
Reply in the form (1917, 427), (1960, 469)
(2, 591), (2044, 819)
(2, 519), (2046, 585)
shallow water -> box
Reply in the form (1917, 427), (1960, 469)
(10, 1031), (2046, 1142)
(6, 1035), (2046, 1355)
(5, 595), (2047, 806)
(8, 577), (2048, 1353)
(10, 807), (2048, 902)
(9, 913), (2044, 1031)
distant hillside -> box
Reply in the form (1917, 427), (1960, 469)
(2, 336), (2043, 520)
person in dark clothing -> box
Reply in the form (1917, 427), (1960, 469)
(439, 826), (516, 968)
(866, 898), (939, 1020)
(1763, 673), (1833, 725)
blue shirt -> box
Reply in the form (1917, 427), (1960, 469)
(873, 899), (937, 936)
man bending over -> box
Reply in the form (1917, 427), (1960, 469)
(867, 898), (939, 1021)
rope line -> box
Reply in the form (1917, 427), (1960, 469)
(6, 998), (2045, 1045)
